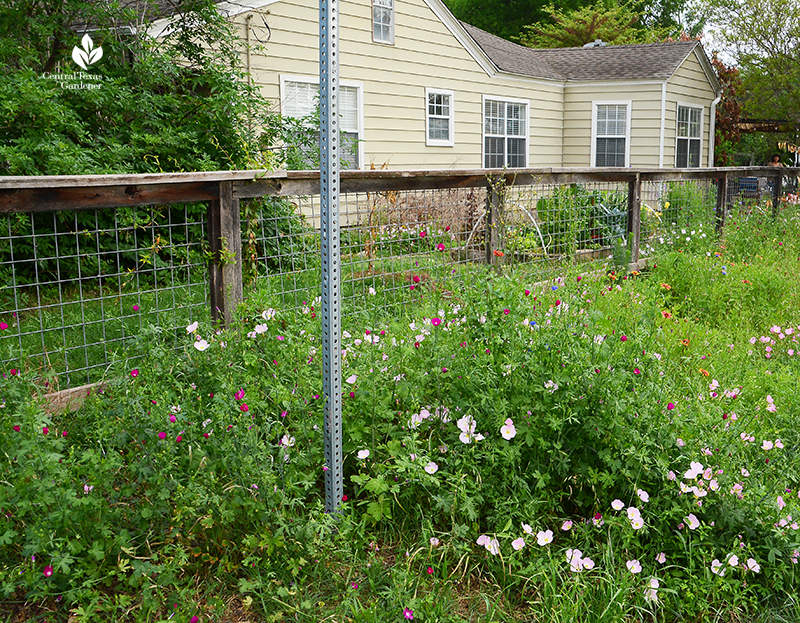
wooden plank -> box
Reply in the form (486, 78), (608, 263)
(207, 181), (242, 326)
(627, 175), (641, 264)
(0, 181), (220, 213)
(715, 174), (727, 233)
(0, 169), (286, 190)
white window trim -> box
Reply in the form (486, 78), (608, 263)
(279, 74), (365, 170)
(675, 102), (705, 168)
(372, 0), (395, 45)
(481, 95), (530, 169)
(591, 100), (632, 168)
(425, 88), (455, 147)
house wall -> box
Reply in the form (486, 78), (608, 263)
(230, 0), (565, 170)
(664, 50), (718, 168)
(561, 81), (665, 168)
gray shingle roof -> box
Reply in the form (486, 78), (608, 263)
(460, 21), (703, 82)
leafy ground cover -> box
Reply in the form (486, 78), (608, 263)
(2, 199), (800, 622)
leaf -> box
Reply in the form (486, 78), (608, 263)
(88, 47), (103, 65)
(72, 47), (89, 70)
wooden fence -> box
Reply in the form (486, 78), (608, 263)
(0, 166), (793, 329)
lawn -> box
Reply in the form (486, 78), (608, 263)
(2, 197), (800, 622)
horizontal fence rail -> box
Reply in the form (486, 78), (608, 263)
(1, 167), (797, 389)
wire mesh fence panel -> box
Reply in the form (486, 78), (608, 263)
(251, 187), (489, 320)
(639, 179), (717, 259)
(502, 181), (631, 278)
(0, 204), (209, 388)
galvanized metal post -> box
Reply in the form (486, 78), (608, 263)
(319, 0), (343, 514)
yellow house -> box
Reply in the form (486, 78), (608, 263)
(150, 0), (722, 171)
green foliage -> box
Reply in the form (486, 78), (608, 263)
(517, 1), (673, 48)
(3, 198), (800, 621)
(709, 0), (800, 126)
(0, 0), (271, 175)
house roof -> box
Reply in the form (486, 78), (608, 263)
(460, 21), (710, 84)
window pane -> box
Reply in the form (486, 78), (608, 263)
(506, 103), (525, 136)
(342, 131), (359, 169)
(373, 4), (392, 42)
(507, 137), (525, 167)
(284, 81), (316, 118)
(676, 138), (688, 167)
(485, 100), (503, 135)
(340, 86), (358, 132)
(688, 139), (701, 167)
(429, 117), (449, 141)
(485, 137), (505, 168)
(596, 138), (625, 167)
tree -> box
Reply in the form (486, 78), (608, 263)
(708, 0), (800, 125)
(710, 56), (742, 165)
(0, 0), (271, 175)
(517, 1), (673, 48)
(443, 0), (585, 43)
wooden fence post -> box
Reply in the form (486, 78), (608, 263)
(771, 170), (783, 219)
(627, 173), (641, 267)
(715, 174), (728, 233)
(485, 175), (504, 271)
(207, 180), (243, 326)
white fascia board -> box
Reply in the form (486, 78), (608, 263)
(421, 0), (498, 78)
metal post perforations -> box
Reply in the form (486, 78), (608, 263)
(320, 0), (343, 514)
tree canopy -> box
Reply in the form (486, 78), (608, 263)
(708, 0), (800, 126)
(0, 0), (270, 175)
(516, 1), (674, 49)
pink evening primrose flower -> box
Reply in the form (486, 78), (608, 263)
(626, 559), (642, 574)
(656, 552), (667, 564)
(500, 418), (517, 440)
(536, 530), (554, 546)
(611, 499), (624, 511)
(637, 489), (649, 503)
(511, 537), (526, 551)
(561, 520), (573, 531)
(685, 513), (700, 530)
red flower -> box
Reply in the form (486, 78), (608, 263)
(436, 243), (445, 251)
(620, 335), (627, 342)
(176, 435), (183, 443)
(431, 318), (442, 327)
(42, 427), (49, 435)
(634, 368), (641, 374)
(555, 300), (561, 306)
(12, 425), (20, 432)
(62, 430), (68, 437)
(130, 369), (139, 377)
(158, 431), (167, 440)
(414, 342), (421, 348)
(413, 275), (421, 283)
(342, 495), (348, 501)
(524, 289), (530, 296)
(493, 250), (504, 257)
(240, 404), (249, 412)
(43, 565), (53, 577)
(0, 322), (7, 330)
(667, 402), (676, 410)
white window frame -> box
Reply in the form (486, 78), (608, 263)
(591, 101), (631, 168)
(675, 102), (704, 168)
(425, 88), (454, 147)
(279, 74), (365, 170)
(482, 95), (529, 169)
(372, 0), (394, 45)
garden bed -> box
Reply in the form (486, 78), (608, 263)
(2, 201), (800, 622)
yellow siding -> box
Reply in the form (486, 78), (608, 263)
(562, 83), (664, 168)
(233, 0), (564, 170)
(664, 51), (718, 168)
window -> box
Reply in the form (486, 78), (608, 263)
(676, 104), (702, 168)
(425, 88), (454, 147)
(592, 102), (630, 167)
(372, 0), (394, 44)
(483, 98), (528, 168)
(280, 76), (363, 169)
